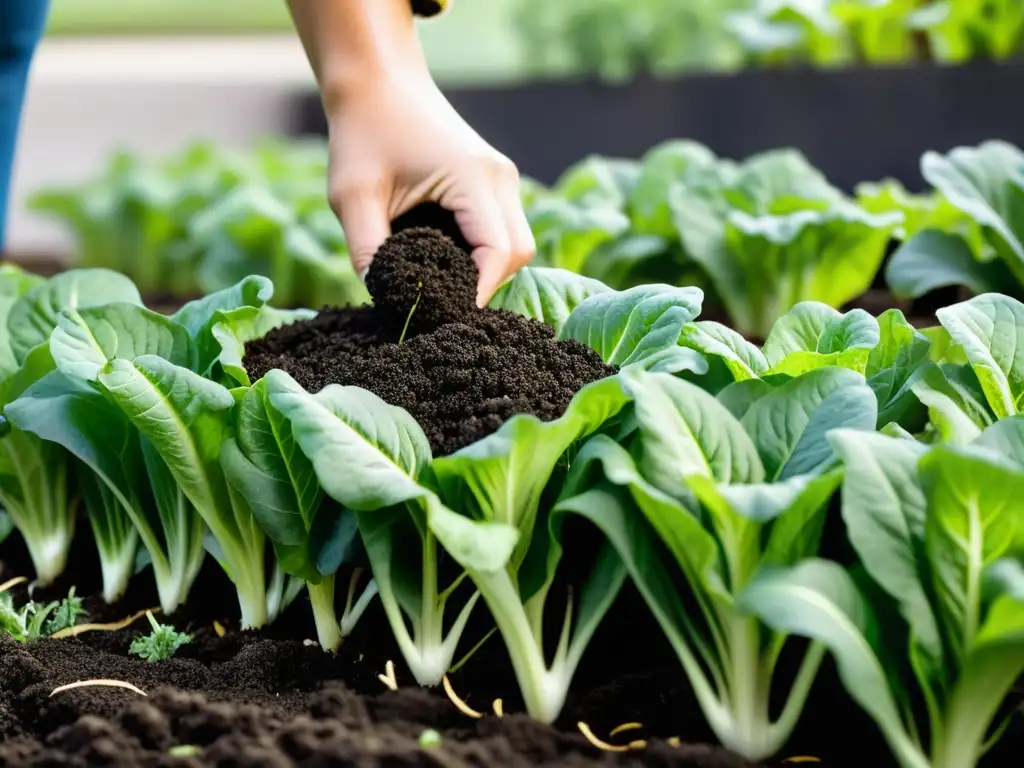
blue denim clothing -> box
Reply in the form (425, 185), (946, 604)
(0, 0), (50, 250)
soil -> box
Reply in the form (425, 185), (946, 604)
(3, 521), (1022, 768)
(243, 205), (617, 456)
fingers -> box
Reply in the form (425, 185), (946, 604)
(333, 188), (391, 279)
(452, 158), (535, 307)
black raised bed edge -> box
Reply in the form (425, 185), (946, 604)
(291, 61), (1024, 192)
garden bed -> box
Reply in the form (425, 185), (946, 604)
(0, 527), (883, 768)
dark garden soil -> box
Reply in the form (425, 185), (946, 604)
(3, 521), (1022, 768)
(242, 205), (617, 456)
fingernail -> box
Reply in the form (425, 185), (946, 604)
(358, 265), (370, 282)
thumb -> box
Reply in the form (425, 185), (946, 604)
(335, 192), (391, 279)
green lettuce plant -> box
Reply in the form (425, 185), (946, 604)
(0, 268), (147, 592)
(679, 301), (932, 430)
(556, 366), (877, 760)
(35, 276), (305, 627)
(246, 272), (705, 722)
(910, 293), (1024, 443)
(28, 139), (366, 309)
(744, 420), (1024, 768)
(670, 149), (902, 338)
(886, 141), (1024, 301)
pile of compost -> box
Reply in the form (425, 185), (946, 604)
(244, 213), (616, 455)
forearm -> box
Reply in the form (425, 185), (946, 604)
(286, 0), (432, 112)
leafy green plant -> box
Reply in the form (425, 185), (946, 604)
(743, 420), (1024, 768)
(679, 301), (932, 429)
(671, 149), (902, 338)
(0, 268), (145, 591)
(28, 139), (367, 309)
(886, 141), (1024, 301)
(129, 611), (191, 662)
(36, 277), (306, 627)
(726, 0), (1023, 67)
(514, 0), (746, 82)
(45, 586), (87, 634)
(0, 586), (83, 643)
(555, 367), (877, 759)
(248, 273), (704, 722)
(910, 293), (1024, 443)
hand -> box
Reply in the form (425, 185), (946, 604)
(327, 75), (535, 306)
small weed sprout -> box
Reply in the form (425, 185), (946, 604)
(129, 611), (190, 662)
(0, 587), (84, 643)
(398, 281), (423, 345)
(45, 587), (87, 635)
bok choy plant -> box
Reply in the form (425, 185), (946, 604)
(259, 273), (706, 722)
(670, 149), (902, 338)
(678, 301), (931, 430)
(37, 276), (304, 627)
(0, 268), (143, 592)
(743, 421), (1024, 768)
(558, 367), (877, 759)
(910, 293), (1024, 444)
(885, 141), (1024, 301)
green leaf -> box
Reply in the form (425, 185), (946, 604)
(49, 304), (195, 382)
(0, 265), (44, 377)
(886, 229), (1014, 300)
(827, 429), (941, 664)
(488, 267), (611, 335)
(565, 436), (725, 620)
(171, 275), (274, 373)
(630, 139), (721, 238)
(911, 362), (993, 443)
(528, 196), (630, 273)
(7, 269), (142, 365)
(740, 367), (879, 481)
(920, 443), (1024, 664)
(920, 141), (1024, 278)
(674, 184), (899, 337)
(265, 369), (433, 511)
(211, 305), (316, 386)
(678, 321), (768, 382)
(560, 284), (707, 373)
(935, 293), (1024, 419)
(97, 357), (235, 518)
(433, 375), (630, 566)
(762, 303), (879, 376)
(220, 378), (326, 582)
(867, 309), (932, 428)
(973, 415), (1024, 468)
(739, 560), (924, 768)
(622, 370), (764, 501)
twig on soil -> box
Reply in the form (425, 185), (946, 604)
(377, 660), (399, 691)
(0, 576), (27, 594)
(213, 620), (226, 638)
(441, 675), (483, 719)
(666, 737), (681, 747)
(609, 722), (643, 737)
(50, 679), (148, 697)
(782, 758), (822, 763)
(492, 698), (504, 718)
(50, 607), (159, 639)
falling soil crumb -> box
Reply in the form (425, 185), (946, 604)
(244, 206), (616, 456)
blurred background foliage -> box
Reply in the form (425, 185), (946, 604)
(47, 0), (1023, 85)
